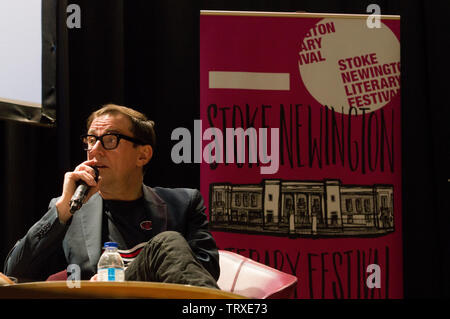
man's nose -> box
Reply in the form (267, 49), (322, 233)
(88, 140), (104, 157)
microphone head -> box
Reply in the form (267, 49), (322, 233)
(92, 166), (99, 181)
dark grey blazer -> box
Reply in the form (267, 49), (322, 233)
(4, 185), (220, 281)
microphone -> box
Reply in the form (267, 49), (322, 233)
(69, 166), (99, 214)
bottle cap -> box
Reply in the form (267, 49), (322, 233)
(103, 242), (118, 248)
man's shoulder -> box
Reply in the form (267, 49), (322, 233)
(145, 185), (202, 206)
(149, 185), (199, 198)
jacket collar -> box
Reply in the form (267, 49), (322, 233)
(78, 184), (168, 268)
(79, 192), (103, 267)
(142, 185), (168, 232)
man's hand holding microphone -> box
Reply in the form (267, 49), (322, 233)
(55, 160), (100, 224)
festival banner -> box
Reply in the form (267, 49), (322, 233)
(199, 11), (401, 298)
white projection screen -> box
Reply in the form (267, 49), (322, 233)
(0, 0), (57, 126)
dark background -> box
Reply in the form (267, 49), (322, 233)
(0, 0), (448, 298)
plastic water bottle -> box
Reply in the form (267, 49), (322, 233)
(97, 242), (125, 282)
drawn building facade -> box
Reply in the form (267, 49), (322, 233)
(209, 179), (394, 237)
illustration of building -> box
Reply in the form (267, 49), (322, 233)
(209, 179), (394, 238)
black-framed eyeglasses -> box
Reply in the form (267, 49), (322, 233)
(81, 133), (145, 151)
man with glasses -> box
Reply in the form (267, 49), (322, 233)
(4, 104), (220, 289)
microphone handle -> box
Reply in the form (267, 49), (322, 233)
(69, 166), (99, 214)
(69, 182), (90, 214)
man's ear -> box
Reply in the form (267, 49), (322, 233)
(137, 145), (153, 167)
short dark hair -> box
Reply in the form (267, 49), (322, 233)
(87, 104), (156, 173)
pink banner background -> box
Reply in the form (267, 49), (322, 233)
(200, 13), (401, 299)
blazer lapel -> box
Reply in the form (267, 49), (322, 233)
(79, 193), (103, 268)
(142, 186), (168, 233)
(72, 186), (167, 271)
